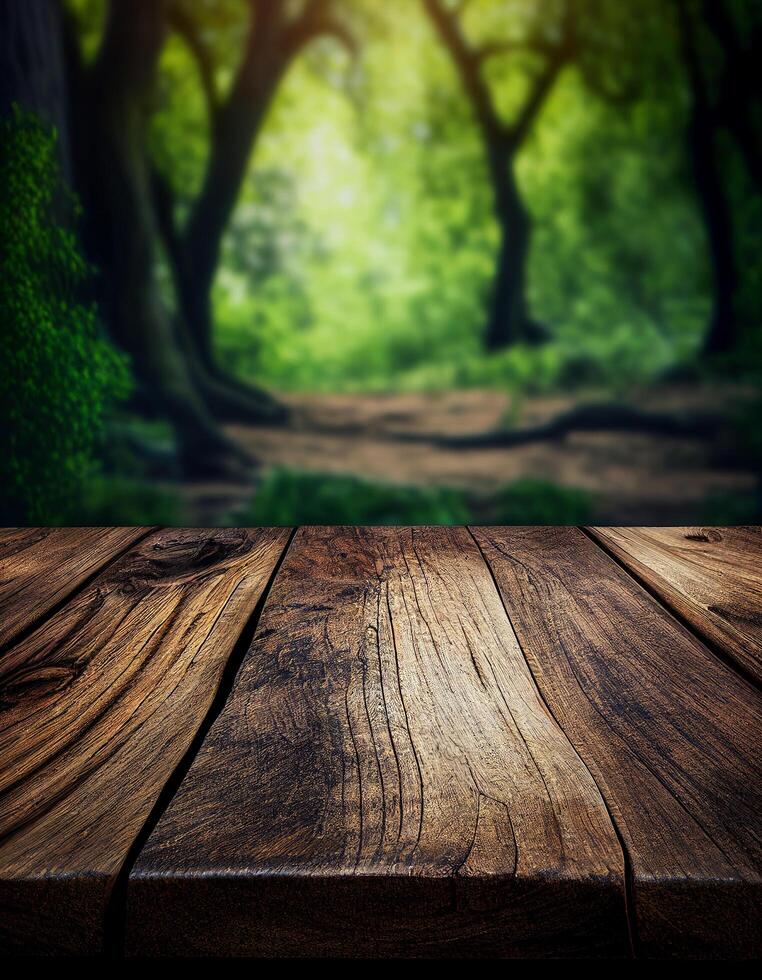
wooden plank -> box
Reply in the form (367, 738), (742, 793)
(472, 526), (762, 959)
(127, 526), (628, 958)
(0, 526), (153, 649)
(589, 526), (762, 684)
(0, 527), (290, 955)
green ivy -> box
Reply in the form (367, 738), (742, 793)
(0, 106), (130, 524)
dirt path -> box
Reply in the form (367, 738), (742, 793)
(180, 385), (758, 524)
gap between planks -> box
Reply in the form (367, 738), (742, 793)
(0, 526), (158, 654)
(0, 527), (293, 955)
(581, 527), (762, 694)
(103, 527), (298, 956)
(467, 526), (640, 959)
(126, 527), (633, 958)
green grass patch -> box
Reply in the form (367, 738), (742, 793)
(488, 479), (594, 525)
(62, 477), (185, 526)
(241, 468), (593, 526)
(699, 491), (762, 526)
(242, 469), (471, 525)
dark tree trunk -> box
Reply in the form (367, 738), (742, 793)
(423, 0), (568, 351)
(181, 92), (278, 371)
(167, 0), (297, 421)
(703, 0), (762, 193)
(174, 78), (290, 424)
(0, 0), (71, 178)
(152, 0), (351, 422)
(79, 0), (246, 472)
(689, 108), (738, 356)
(676, 0), (738, 356)
(485, 148), (538, 350)
(179, 1), (285, 372)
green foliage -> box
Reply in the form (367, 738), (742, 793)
(135, 0), (761, 398)
(489, 480), (593, 525)
(242, 468), (592, 526)
(700, 491), (762, 526)
(243, 468), (472, 525)
(189, 0), (712, 394)
(0, 107), (130, 524)
(40, 2), (762, 527)
(68, 476), (184, 526)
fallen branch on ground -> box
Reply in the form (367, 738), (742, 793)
(399, 403), (724, 449)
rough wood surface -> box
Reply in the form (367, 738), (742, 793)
(0, 526), (152, 649)
(0, 527), (290, 955)
(127, 526), (628, 958)
(2, 525), (760, 958)
(589, 526), (762, 684)
(472, 526), (762, 959)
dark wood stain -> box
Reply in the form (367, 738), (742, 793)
(127, 526), (627, 958)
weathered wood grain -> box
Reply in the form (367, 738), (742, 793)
(472, 526), (762, 959)
(0, 526), (152, 649)
(589, 526), (762, 684)
(0, 527), (290, 955)
(127, 526), (628, 958)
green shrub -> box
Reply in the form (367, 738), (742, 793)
(242, 468), (592, 526)
(488, 479), (593, 525)
(72, 476), (184, 526)
(0, 107), (130, 523)
(699, 491), (762, 526)
(243, 468), (471, 525)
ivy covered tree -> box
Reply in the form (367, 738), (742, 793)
(1, 0), (356, 474)
(0, 107), (129, 522)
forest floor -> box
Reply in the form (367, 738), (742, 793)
(176, 382), (758, 525)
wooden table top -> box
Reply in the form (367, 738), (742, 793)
(0, 526), (760, 959)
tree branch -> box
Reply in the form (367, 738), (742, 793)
(475, 38), (558, 64)
(284, 0), (357, 59)
(397, 404), (722, 449)
(507, 49), (569, 147)
(167, 3), (217, 115)
(423, 0), (509, 144)
(505, 0), (577, 145)
(425, 0), (575, 150)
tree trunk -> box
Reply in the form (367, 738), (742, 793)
(181, 11), (285, 373)
(179, 102), (273, 372)
(690, 107), (738, 356)
(676, 0), (738, 355)
(422, 0), (560, 352)
(81, 0), (247, 472)
(485, 148), (537, 350)
(160, 1), (348, 421)
(703, 0), (762, 193)
(0, 0), (71, 178)
(176, 62), (288, 422)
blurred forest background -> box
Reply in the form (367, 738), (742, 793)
(1, 0), (761, 526)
